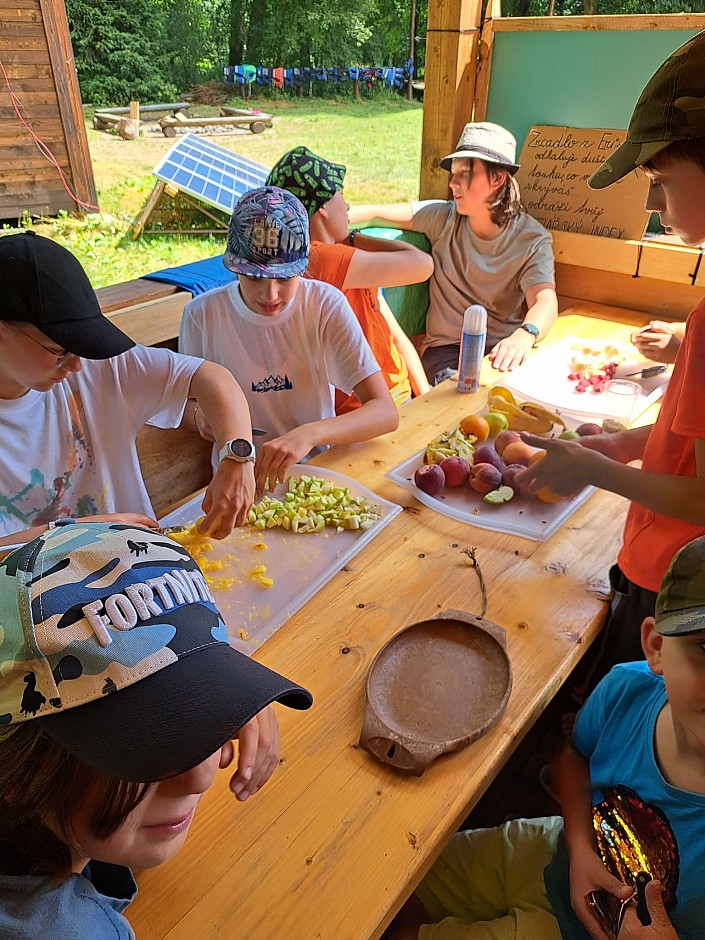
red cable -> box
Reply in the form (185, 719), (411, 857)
(0, 55), (99, 211)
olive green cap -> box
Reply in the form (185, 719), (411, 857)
(655, 536), (705, 637)
(589, 30), (705, 190)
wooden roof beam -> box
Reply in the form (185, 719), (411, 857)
(419, 0), (484, 200)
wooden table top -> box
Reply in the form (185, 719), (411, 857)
(128, 307), (651, 940)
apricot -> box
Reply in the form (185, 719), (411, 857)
(527, 448), (547, 467)
(501, 441), (537, 467)
(536, 487), (566, 504)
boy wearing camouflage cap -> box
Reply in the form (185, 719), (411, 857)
(180, 186), (398, 496)
(0, 520), (311, 937)
(266, 145), (433, 409)
(521, 30), (705, 676)
(391, 536), (705, 940)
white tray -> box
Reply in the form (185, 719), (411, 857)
(159, 466), (401, 653)
(498, 339), (669, 423)
(386, 449), (594, 542)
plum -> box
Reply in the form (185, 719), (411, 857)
(575, 423), (602, 437)
(494, 429), (521, 456)
(501, 463), (526, 495)
(414, 463), (446, 496)
(472, 445), (505, 473)
(439, 456), (471, 487)
(468, 463), (502, 494)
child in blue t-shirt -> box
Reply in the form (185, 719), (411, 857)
(387, 534), (705, 940)
(0, 521), (312, 938)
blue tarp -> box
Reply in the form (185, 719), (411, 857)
(143, 256), (235, 296)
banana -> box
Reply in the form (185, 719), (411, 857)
(487, 396), (553, 433)
(520, 402), (566, 428)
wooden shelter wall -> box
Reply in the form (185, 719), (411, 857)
(0, 0), (96, 218)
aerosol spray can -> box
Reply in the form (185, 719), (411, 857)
(457, 304), (487, 393)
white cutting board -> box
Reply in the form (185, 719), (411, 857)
(387, 449), (594, 541)
(497, 339), (669, 422)
(159, 466), (401, 653)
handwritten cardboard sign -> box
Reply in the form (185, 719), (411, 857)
(516, 126), (648, 240)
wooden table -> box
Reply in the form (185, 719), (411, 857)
(128, 307), (651, 940)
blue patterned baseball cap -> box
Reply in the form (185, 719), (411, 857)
(0, 522), (312, 781)
(223, 185), (309, 278)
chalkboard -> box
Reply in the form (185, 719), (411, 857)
(516, 126), (648, 239)
(486, 29), (701, 154)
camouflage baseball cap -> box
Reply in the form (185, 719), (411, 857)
(589, 30), (705, 190)
(223, 185), (309, 278)
(266, 146), (346, 218)
(0, 522), (312, 781)
(655, 536), (705, 636)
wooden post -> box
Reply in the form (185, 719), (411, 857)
(419, 0), (484, 200)
(130, 99), (140, 129)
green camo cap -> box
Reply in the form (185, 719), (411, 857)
(655, 536), (705, 636)
(589, 30), (705, 190)
(266, 146), (346, 218)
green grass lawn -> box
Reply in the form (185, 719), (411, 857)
(25, 96), (424, 289)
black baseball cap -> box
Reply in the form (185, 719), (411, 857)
(0, 232), (135, 359)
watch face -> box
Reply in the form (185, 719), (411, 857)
(522, 324), (539, 337)
(230, 439), (254, 458)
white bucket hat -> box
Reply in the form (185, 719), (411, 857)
(440, 122), (520, 174)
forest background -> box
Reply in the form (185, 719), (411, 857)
(16, 0), (702, 287)
(64, 0), (703, 108)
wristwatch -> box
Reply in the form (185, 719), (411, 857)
(519, 323), (540, 345)
(218, 439), (256, 463)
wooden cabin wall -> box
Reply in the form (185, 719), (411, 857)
(0, 0), (96, 218)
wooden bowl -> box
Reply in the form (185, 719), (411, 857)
(359, 609), (512, 775)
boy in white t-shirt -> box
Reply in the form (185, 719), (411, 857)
(180, 186), (399, 494)
(0, 232), (255, 546)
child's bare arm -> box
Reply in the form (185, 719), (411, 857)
(347, 202), (415, 229)
(186, 361), (256, 537)
(254, 372), (398, 494)
(489, 283), (559, 372)
(519, 434), (705, 526)
(558, 745), (632, 938)
(342, 235), (433, 290)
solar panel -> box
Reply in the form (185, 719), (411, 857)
(153, 133), (268, 215)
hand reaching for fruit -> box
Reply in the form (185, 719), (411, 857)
(517, 433), (600, 499)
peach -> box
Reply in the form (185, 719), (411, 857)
(468, 463), (502, 494)
(494, 429), (521, 455)
(500, 441), (537, 467)
(414, 464), (445, 496)
(439, 456), (471, 487)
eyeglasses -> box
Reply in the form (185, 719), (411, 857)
(17, 328), (72, 366)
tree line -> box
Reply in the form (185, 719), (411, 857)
(65, 0), (701, 108)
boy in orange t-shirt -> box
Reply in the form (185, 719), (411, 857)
(267, 146), (433, 412)
(520, 31), (705, 675)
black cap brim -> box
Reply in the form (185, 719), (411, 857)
(43, 316), (136, 361)
(36, 644), (312, 782)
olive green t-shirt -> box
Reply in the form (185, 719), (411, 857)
(410, 200), (555, 351)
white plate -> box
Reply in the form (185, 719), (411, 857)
(386, 449), (594, 542)
(497, 339), (669, 422)
(159, 466), (401, 652)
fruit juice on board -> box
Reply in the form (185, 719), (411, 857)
(457, 304), (487, 393)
